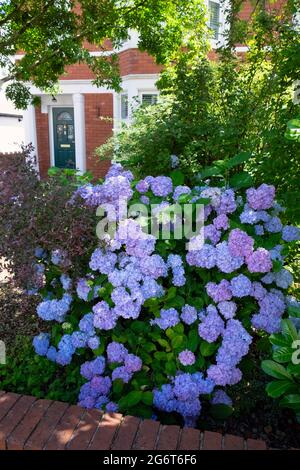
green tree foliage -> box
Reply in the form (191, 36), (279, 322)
(0, 0), (208, 108)
(97, 0), (300, 222)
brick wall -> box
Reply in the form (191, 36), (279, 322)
(62, 49), (161, 80)
(84, 93), (113, 179)
(35, 106), (51, 179)
(119, 49), (162, 76)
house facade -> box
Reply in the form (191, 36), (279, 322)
(17, 0), (280, 178)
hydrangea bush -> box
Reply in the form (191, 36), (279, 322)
(32, 164), (300, 426)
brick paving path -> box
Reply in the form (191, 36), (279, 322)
(0, 391), (270, 450)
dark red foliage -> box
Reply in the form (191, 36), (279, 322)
(0, 146), (96, 288)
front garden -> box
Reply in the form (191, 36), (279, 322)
(1, 151), (300, 448)
(0, 0), (300, 451)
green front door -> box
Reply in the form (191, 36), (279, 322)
(53, 108), (76, 168)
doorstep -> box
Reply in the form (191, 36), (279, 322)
(0, 391), (269, 450)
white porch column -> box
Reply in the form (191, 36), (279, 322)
(127, 82), (139, 121)
(23, 103), (39, 173)
(73, 93), (86, 173)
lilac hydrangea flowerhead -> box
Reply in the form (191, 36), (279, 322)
(218, 301), (237, 319)
(230, 274), (252, 298)
(255, 224), (264, 236)
(216, 189), (236, 215)
(167, 254), (186, 287)
(107, 341), (128, 363)
(198, 305), (224, 343)
(136, 179), (149, 193)
(274, 268), (293, 289)
(203, 204), (212, 220)
(76, 278), (91, 301)
(140, 255), (168, 279)
(251, 281), (267, 301)
(264, 216), (283, 233)
(153, 385), (177, 414)
(58, 334), (75, 355)
(151, 308), (180, 330)
(106, 402), (119, 413)
(200, 187), (221, 208)
(56, 351), (73, 366)
(216, 319), (252, 367)
(252, 291), (286, 334)
(211, 390), (232, 406)
(167, 254), (183, 269)
(207, 364), (242, 386)
(181, 305), (198, 325)
(46, 346), (57, 362)
(113, 298), (141, 320)
(246, 248), (272, 273)
(246, 184), (275, 210)
(36, 293), (72, 322)
(269, 245), (284, 262)
(106, 163), (133, 181)
(87, 336), (100, 350)
(71, 331), (88, 349)
(216, 241), (244, 273)
(282, 225), (300, 242)
(213, 214), (229, 231)
(173, 374), (200, 401)
(33, 333), (50, 356)
(172, 265), (186, 287)
(150, 176), (173, 197)
(60, 274), (72, 291)
(239, 204), (270, 225)
(102, 175), (133, 203)
(51, 249), (68, 266)
(186, 244), (216, 269)
(124, 354), (142, 373)
(90, 376), (111, 395)
(93, 301), (117, 330)
(94, 396), (109, 410)
(80, 362), (93, 380)
(228, 228), (254, 258)
(173, 185), (191, 202)
(192, 372), (215, 394)
(89, 249), (117, 274)
(111, 286), (131, 306)
(141, 277), (164, 300)
(251, 311), (281, 334)
(78, 396), (96, 409)
(206, 280), (232, 303)
(35, 246), (46, 259)
(75, 183), (102, 207)
(204, 224), (221, 245)
(79, 313), (95, 336)
(178, 350), (196, 366)
(90, 356), (106, 375)
(140, 195), (149, 205)
(112, 366), (132, 383)
(261, 272), (275, 285)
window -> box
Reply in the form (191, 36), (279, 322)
(141, 94), (158, 106)
(209, 1), (220, 40)
(57, 111), (72, 121)
(121, 94), (128, 120)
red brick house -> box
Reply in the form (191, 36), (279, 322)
(19, 1), (283, 178)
